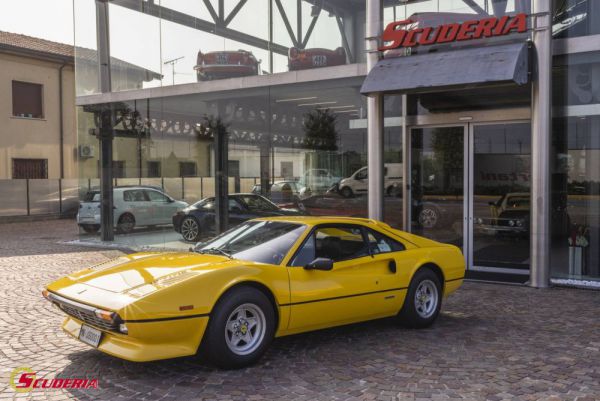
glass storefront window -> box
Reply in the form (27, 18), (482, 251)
(76, 1), (365, 91)
(553, 0), (600, 38)
(552, 58), (600, 281)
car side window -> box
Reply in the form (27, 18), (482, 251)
(366, 229), (405, 254)
(229, 199), (244, 213)
(356, 169), (368, 180)
(123, 190), (147, 202)
(146, 190), (168, 202)
(290, 233), (316, 267)
(316, 225), (369, 262)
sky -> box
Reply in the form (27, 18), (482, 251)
(1, 0), (74, 44)
(0, 0), (344, 86)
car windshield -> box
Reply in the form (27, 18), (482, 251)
(196, 221), (306, 265)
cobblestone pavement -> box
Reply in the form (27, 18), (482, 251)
(0, 219), (599, 401)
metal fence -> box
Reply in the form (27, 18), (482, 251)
(0, 179), (81, 217)
(0, 176), (285, 218)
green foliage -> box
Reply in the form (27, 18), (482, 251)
(302, 109), (339, 151)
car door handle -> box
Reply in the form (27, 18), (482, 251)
(388, 260), (397, 274)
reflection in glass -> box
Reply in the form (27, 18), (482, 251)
(411, 127), (464, 248)
(472, 123), (531, 270)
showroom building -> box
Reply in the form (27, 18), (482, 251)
(74, 0), (599, 287)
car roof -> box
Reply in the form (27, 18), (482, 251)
(252, 216), (378, 227)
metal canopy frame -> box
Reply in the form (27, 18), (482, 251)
(111, 0), (359, 67)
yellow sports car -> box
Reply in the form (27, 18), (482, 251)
(43, 217), (464, 368)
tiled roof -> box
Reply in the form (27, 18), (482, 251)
(0, 30), (162, 80)
(0, 30), (74, 60)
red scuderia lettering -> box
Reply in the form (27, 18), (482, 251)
(86, 379), (99, 389)
(503, 13), (527, 34)
(418, 26), (439, 45)
(403, 28), (423, 47)
(472, 17), (498, 39)
(436, 23), (460, 43)
(16, 372), (35, 389)
(379, 19), (412, 51)
(456, 20), (478, 41)
(380, 13), (528, 50)
(493, 15), (510, 35)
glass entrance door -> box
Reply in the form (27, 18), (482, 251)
(411, 126), (466, 250)
(410, 122), (532, 275)
(469, 122), (531, 272)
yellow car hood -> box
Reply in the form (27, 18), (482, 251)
(46, 252), (246, 311)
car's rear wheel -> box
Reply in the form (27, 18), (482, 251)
(180, 216), (201, 242)
(116, 213), (135, 234)
(398, 267), (442, 328)
(202, 287), (275, 369)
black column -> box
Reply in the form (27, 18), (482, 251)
(96, 0), (114, 241)
(99, 107), (114, 241)
(214, 120), (229, 234)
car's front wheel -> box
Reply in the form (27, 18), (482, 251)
(340, 186), (353, 198)
(202, 287), (275, 369)
(398, 267), (442, 328)
(180, 216), (201, 242)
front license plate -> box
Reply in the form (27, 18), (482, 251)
(79, 324), (102, 348)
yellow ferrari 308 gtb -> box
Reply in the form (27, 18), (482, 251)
(44, 217), (464, 368)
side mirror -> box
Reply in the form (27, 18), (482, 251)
(304, 258), (334, 271)
(167, 198), (175, 203)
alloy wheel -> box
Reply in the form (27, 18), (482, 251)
(414, 279), (438, 319)
(224, 303), (266, 356)
(181, 218), (199, 241)
(419, 208), (438, 229)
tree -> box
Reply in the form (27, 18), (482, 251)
(302, 109), (339, 151)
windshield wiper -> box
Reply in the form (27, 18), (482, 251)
(197, 248), (233, 259)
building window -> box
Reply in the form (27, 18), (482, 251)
(113, 161), (125, 178)
(179, 162), (197, 177)
(12, 158), (48, 179)
(12, 81), (43, 119)
(147, 161), (161, 178)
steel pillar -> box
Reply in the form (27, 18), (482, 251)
(366, 0), (384, 221)
(530, 0), (552, 288)
(213, 119), (229, 235)
(96, 0), (114, 241)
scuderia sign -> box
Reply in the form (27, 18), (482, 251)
(379, 13), (528, 51)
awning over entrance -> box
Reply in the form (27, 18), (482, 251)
(360, 42), (530, 95)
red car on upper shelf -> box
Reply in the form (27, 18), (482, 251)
(194, 50), (260, 81)
(288, 47), (347, 71)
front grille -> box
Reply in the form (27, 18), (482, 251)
(48, 292), (120, 333)
(59, 304), (119, 332)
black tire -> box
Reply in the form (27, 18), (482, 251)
(116, 213), (135, 234)
(340, 186), (354, 198)
(81, 224), (100, 234)
(398, 267), (442, 328)
(202, 286), (275, 369)
(180, 216), (201, 242)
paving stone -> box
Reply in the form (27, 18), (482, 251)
(0, 220), (599, 400)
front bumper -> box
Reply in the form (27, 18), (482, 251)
(61, 315), (209, 362)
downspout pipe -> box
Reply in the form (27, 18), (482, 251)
(59, 63), (67, 179)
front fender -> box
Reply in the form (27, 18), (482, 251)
(120, 263), (290, 327)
